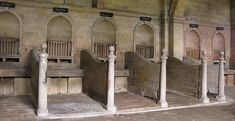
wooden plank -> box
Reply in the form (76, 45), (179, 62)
(0, 68), (30, 77)
(47, 69), (84, 77)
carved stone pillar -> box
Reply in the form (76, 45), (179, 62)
(37, 43), (48, 116)
(217, 51), (226, 101)
(106, 46), (116, 113)
(201, 51), (209, 103)
(159, 48), (168, 108)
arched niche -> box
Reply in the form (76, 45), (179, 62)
(213, 33), (225, 60)
(47, 16), (72, 41)
(92, 19), (117, 59)
(46, 16), (73, 62)
(185, 30), (200, 60)
(134, 23), (154, 59)
(0, 11), (20, 38)
(0, 11), (20, 62)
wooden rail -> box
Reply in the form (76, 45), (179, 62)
(136, 45), (154, 59)
(213, 50), (223, 60)
(94, 42), (116, 59)
(186, 48), (200, 60)
(46, 40), (72, 57)
(0, 38), (19, 55)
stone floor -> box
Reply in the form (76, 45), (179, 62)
(0, 87), (234, 121)
(48, 94), (106, 114)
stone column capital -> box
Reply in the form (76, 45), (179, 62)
(161, 48), (168, 61)
(108, 46), (116, 60)
(220, 51), (225, 61)
(201, 50), (208, 63)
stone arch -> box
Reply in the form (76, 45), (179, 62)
(92, 18), (117, 59)
(185, 29), (201, 60)
(45, 14), (74, 62)
(47, 16), (72, 41)
(0, 11), (20, 38)
(212, 32), (225, 60)
(0, 10), (22, 61)
(134, 22), (155, 59)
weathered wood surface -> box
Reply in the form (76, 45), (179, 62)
(93, 42), (116, 60)
(125, 52), (161, 99)
(0, 63), (29, 77)
(81, 49), (108, 105)
(167, 57), (201, 98)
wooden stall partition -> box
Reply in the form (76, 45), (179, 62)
(125, 52), (161, 99)
(167, 57), (201, 98)
(30, 49), (40, 106)
(80, 50), (108, 106)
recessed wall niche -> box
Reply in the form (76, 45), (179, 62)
(0, 11), (20, 62)
(213, 33), (225, 60)
(134, 24), (154, 59)
(92, 19), (116, 59)
(185, 30), (200, 60)
(46, 16), (73, 63)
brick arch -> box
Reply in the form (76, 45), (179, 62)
(185, 29), (201, 60)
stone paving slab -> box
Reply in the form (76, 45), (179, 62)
(0, 87), (234, 121)
(48, 94), (106, 114)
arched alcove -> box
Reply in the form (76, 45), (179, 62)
(185, 30), (200, 60)
(92, 19), (116, 59)
(213, 33), (225, 60)
(46, 16), (72, 62)
(0, 11), (20, 61)
(0, 12), (20, 38)
(134, 24), (154, 58)
(47, 16), (72, 41)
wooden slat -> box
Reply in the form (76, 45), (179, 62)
(93, 42), (117, 59)
(0, 38), (19, 55)
(46, 40), (72, 58)
(186, 48), (200, 60)
(136, 44), (154, 58)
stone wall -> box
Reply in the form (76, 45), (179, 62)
(0, 0), (160, 68)
(171, 0), (231, 63)
(47, 77), (82, 95)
